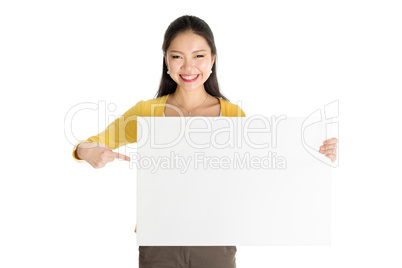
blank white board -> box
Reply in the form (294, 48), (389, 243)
(135, 116), (331, 246)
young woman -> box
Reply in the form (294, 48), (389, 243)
(72, 15), (338, 268)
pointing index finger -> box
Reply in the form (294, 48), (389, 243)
(113, 152), (131, 161)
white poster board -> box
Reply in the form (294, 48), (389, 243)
(135, 116), (332, 246)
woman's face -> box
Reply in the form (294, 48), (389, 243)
(165, 32), (215, 93)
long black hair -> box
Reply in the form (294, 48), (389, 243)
(155, 15), (229, 102)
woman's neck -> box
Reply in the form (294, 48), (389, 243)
(171, 88), (209, 111)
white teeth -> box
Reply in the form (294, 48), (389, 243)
(181, 74), (198, 80)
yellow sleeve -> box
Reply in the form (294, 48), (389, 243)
(72, 140), (89, 163)
(72, 100), (145, 162)
(224, 100), (246, 117)
(240, 108), (246, 117)
(232, 104), (246, 117)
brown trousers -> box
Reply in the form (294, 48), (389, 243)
(139, 246), (237, 268)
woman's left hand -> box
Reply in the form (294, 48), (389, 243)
(319, 137), (338, 163)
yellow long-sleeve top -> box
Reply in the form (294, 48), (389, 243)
(72, 93), (246, 233)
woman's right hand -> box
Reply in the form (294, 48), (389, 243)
(76, 142), (131, 169)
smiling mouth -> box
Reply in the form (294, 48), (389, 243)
(180, 74), (199, 82)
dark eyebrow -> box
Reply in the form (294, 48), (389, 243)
(169, 49), (207, 54)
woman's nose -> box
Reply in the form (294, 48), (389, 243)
(181, 58), (195, 70)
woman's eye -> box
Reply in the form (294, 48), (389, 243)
(172, 55), (204, 59)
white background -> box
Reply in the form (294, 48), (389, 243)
(1, 0), (401, 267)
